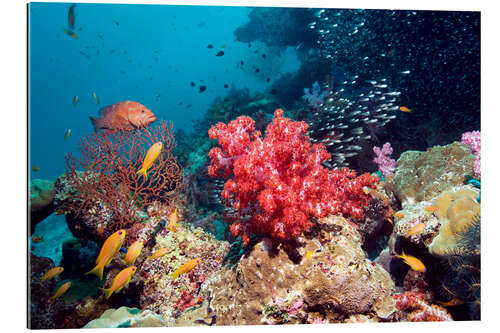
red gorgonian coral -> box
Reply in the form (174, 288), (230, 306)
(63, 121), (184, 237)
(208, 109), (379, 245)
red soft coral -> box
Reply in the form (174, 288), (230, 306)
(208, 109), (379, 244)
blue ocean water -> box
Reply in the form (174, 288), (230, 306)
(28, 2), (301, 181)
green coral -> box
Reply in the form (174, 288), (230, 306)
(263, 303), (291, 324)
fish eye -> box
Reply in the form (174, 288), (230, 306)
(142, 109), (145, 113)
(118, 231), (123, 235)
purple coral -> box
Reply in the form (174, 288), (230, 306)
(373, 142), (396, 177)
(302, 81), (327, 109)
(461, 130), (480, 177)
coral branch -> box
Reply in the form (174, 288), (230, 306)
(62, 121), (184, 238)
(208, 109), (379, 244)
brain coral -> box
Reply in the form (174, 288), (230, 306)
(198, 215), (395, 325)
(386, 142), (476, 204)
(428, 186), (480, 256)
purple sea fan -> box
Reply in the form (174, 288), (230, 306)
(373, 142), (396, 177)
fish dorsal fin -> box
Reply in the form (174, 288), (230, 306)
(98, 106), (111, 117)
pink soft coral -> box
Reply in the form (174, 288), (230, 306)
(394, 291), (453, 321)
(461, 130), (480, 177)
(373, 142), (396, 177)
(208, 109), (379, 245)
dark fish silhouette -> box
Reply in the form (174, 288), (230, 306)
(190, 82), (196, 87)
(224, 84), (228, 88)
(199, 85), (207, 93)
(266, 78), (270, 83)
(255, 68), (260, 73)
(68, 4), (76, 30)
(216, 51), (224, 57)
(262, 54), (267, 59)
(207, 44), (213, 49)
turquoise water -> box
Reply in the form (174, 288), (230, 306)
(28, 2), (300, 181)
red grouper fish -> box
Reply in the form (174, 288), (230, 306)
(89, 101), (156, 132)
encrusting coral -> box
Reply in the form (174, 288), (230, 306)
(387, 142), (476, 204)
(394, 291), (452, 321)
(194, 215), (395, 325)
(428, 186), (480, 256)
(83, 306), (166, 328)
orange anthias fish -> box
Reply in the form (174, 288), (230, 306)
(172, 258), (202, 279)
(393, 212), (405, 218)
(399, 106), (412, 113)
(408, 223), (425, 236)
(32, 166), (40, 172)
(123, 239), (143, 265)
(100, 266), (137, 300)
(64, 129), (71, 140)
(73, 95), (79, 106)
(425, 206), (438, 213)
(396, 251), (426, 272)
(63, 28), (79, 39)
(169, 207), (179, 232)
(85, 229), (126, 280)
(89, 101), (156, 132)
(48, 281), (71, 303)
(41, 267), (64, 282)
(137, 142), (163, 181)
(438, 297), (465, 307)
(149, 247), (169, 260)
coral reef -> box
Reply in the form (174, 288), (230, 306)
(28, 254), (78, 329)
(199, 215), (395, 325)
(138, 221), (228, 326)
(428, 186), (480, 256)
(208, 108), (379, 244)
(461, 130), (480, 178)
(394, 291), (452, 321)
(56, 121), (184, 242)
(233, 7), (316, 51)
(373, 143), (396, 178)
(387, 142), (476, 204)
(83, 306), (167, 328)
(29, 178), (56, 233)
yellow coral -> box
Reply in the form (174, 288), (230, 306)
(429, 186), (480, 256)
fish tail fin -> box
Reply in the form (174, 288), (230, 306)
(99, 287), (113, 300)
(85, 263), (104, 280)
(136, 168), (148, 181)
(89, 116), (100, 132)
(171, 271), (179, 279)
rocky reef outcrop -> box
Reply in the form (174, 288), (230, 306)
(192, 215), (395, 325)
